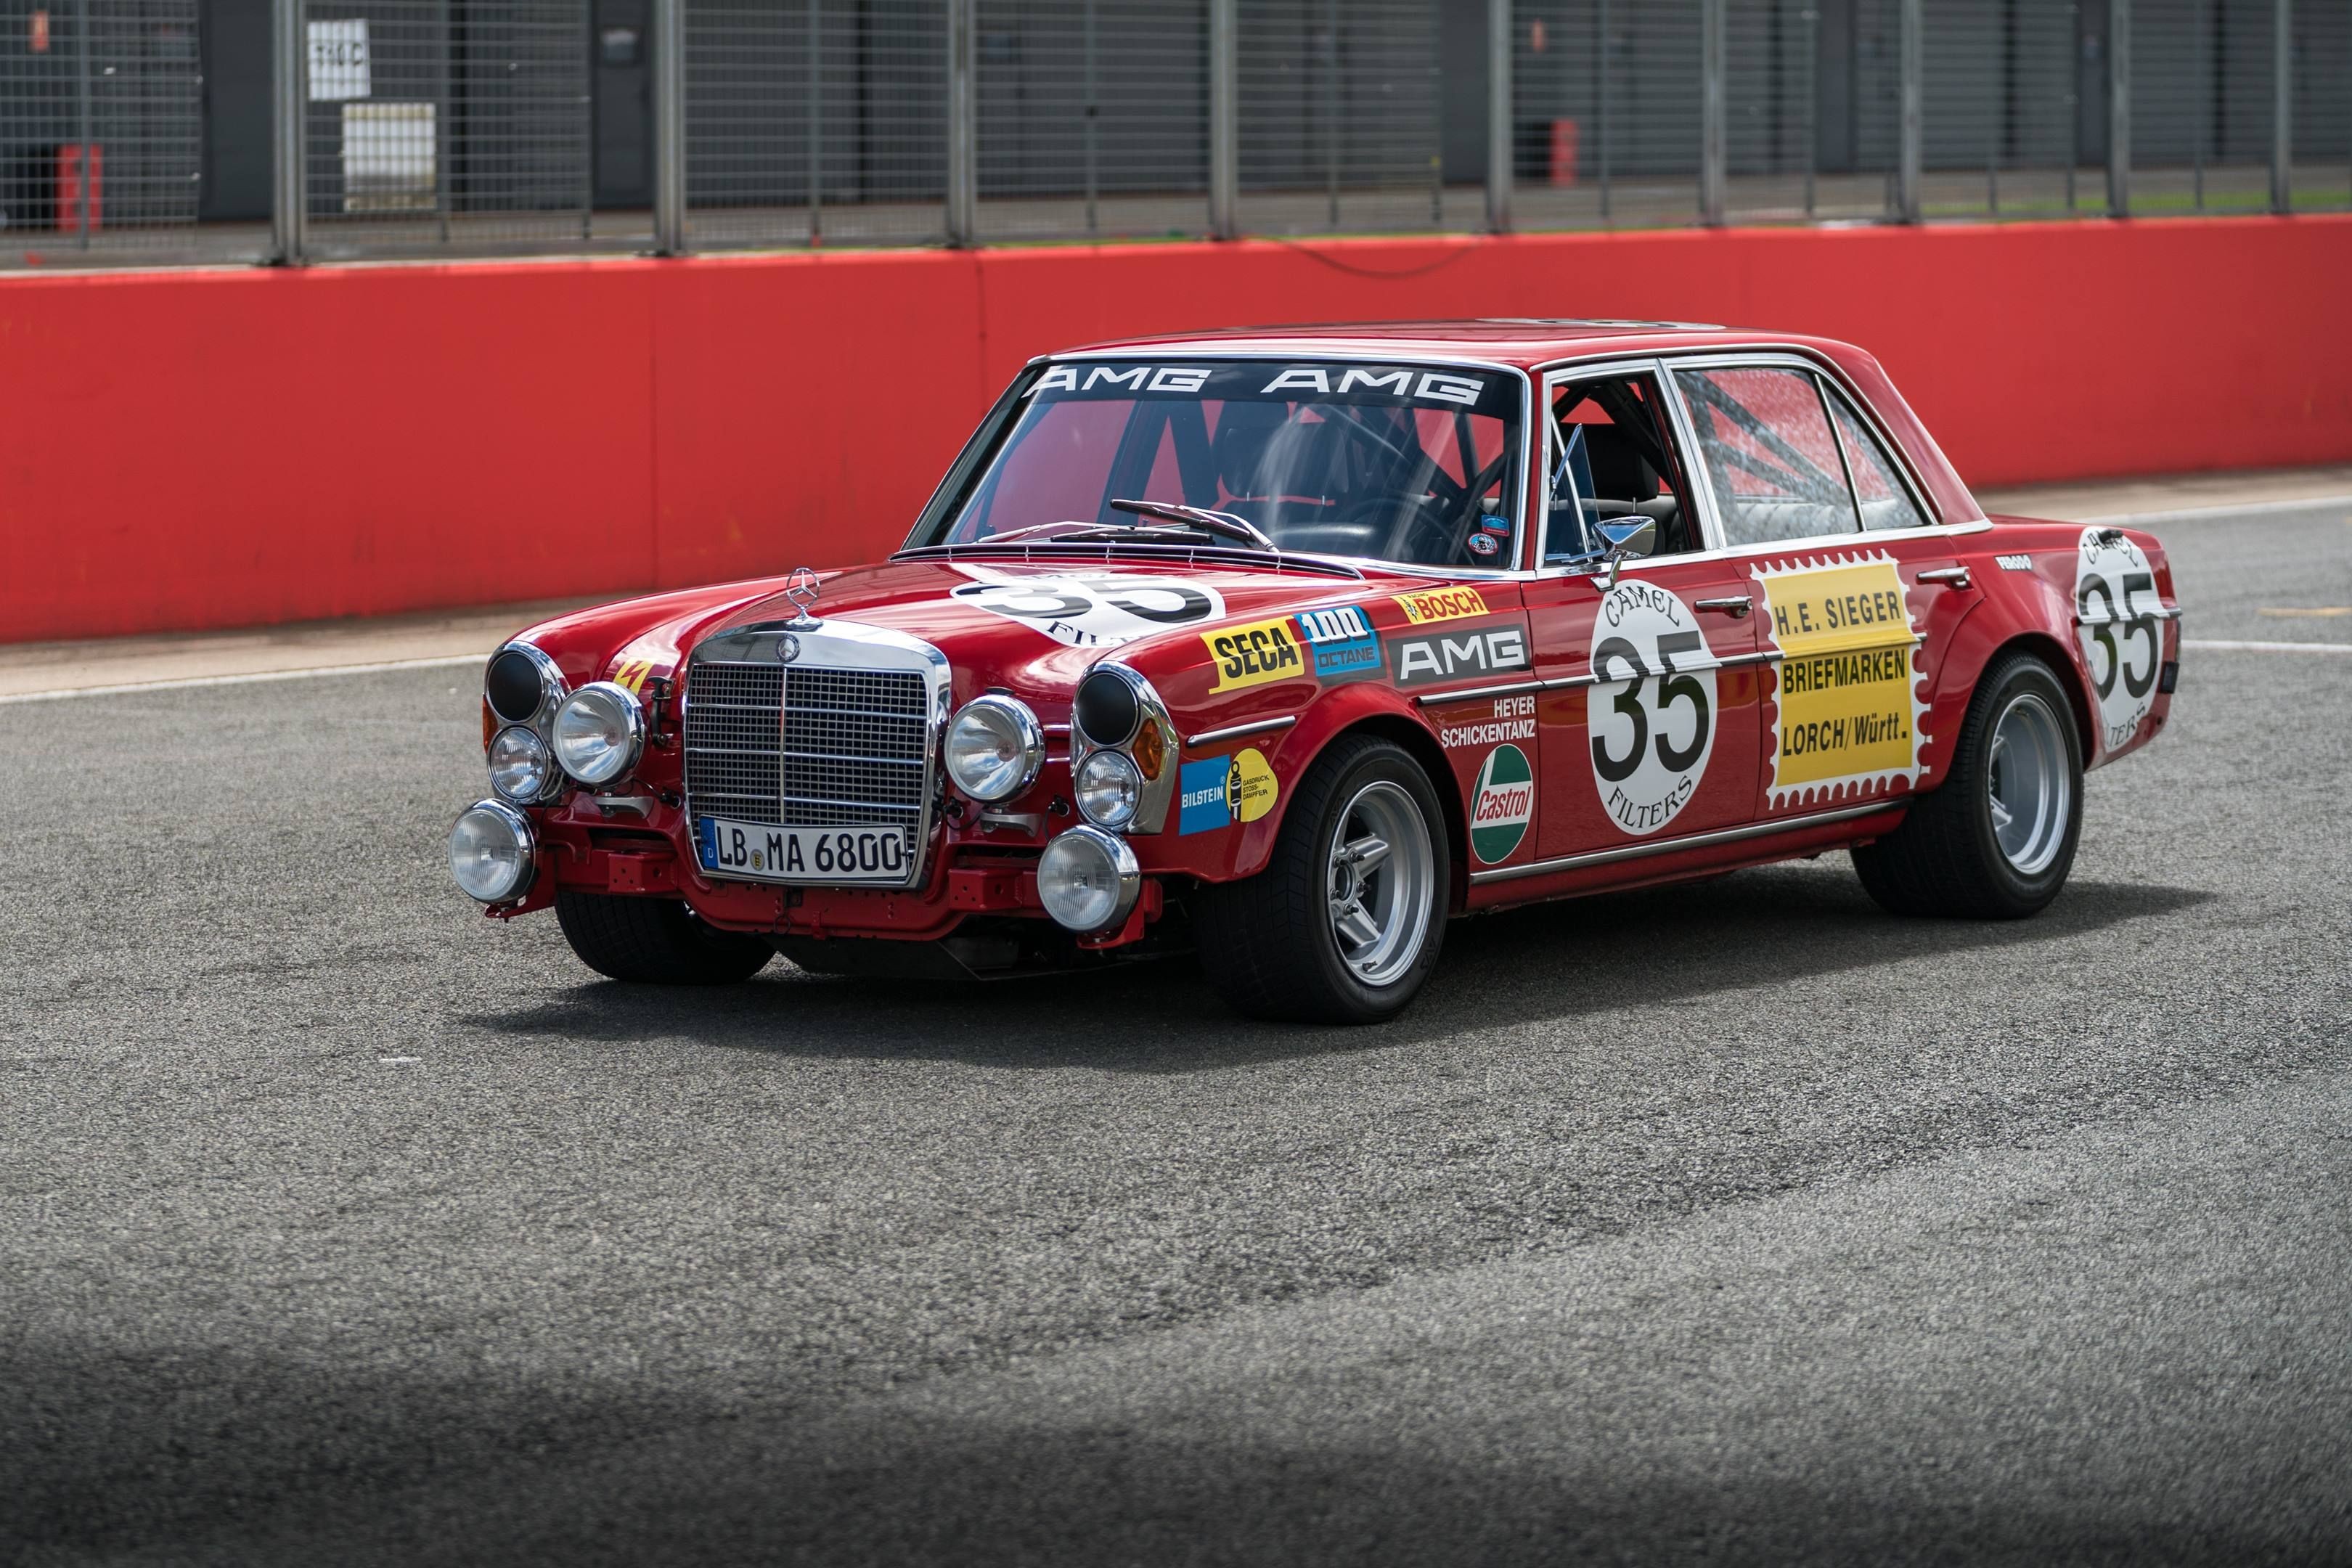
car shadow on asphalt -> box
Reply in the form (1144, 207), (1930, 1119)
(460, 870), (2216, 1074)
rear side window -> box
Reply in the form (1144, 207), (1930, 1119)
(1827, 390), (1930, 531)
(1674, 366), (1861, 547)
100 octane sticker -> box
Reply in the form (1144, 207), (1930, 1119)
(1753, 552), (1929, 807)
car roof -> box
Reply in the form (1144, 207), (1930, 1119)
(1051, 320), (1863, 371)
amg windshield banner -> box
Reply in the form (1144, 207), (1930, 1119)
(1025, 361), (1520, 420)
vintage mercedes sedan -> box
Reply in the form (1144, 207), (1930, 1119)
(446, 322), (2181, 1022)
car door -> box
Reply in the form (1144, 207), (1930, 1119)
(1666, 356), (1963, 823)
(1508, 362), (1768, 864)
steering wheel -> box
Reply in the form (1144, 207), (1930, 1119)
(1327, 497), (1462, 564)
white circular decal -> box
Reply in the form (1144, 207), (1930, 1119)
(2073, 529), (2163, 752)
(950, 573), (1226, 648)
(1586, 581), (1717, 836)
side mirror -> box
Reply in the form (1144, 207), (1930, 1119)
(1595, 515), (1657, 589)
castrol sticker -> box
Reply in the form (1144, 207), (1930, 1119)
(1753, 551), (1930, 807)
(2074, 528), (2165, 753)
(1469, 743), (1535, 864)
(1586, 581), (1718, 837)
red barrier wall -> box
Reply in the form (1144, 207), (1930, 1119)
(3, 214), (2348, 643)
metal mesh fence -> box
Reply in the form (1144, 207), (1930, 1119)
(1238, 0), (1462, 234)
(298, 0), (633, 258)
(0, 0), (2342, 267)
(1513, 0), (1704, 231)
(0, 0), (206, 264)
(684, 0), (945, 250)
(973, 0), (1211, 242)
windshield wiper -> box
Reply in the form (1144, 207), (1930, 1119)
(1108, 499), (1278, 552)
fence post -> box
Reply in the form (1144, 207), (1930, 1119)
(651, 0), (687, 253)
(2269, 0), (2292, 213)
(73, 0), (92, 248)
(945, 0), (977, 245)
(1209, 0), (1238, 239)
(1699, 0), (1725, 224)
(2107, 0), (2131, 216)
(270, 0), (306, 264)
(1898, 0), (1922, 221)
(1486, 0), (1512, 232)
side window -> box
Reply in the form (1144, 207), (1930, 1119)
(1675, 366), (1862, 547)
(1826, 389), (1931, 531)
(1543, 373), (1695, 567)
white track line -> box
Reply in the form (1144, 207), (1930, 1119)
(2073, 494), (2352, 527)
(0, 653), (486, 706)
(2180, 638), (2352, 656)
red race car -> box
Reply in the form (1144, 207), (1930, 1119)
(448, 322), (2181, 1023)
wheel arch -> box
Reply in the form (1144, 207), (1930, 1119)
(1333, 713), (1473, 916)
(1972, 629), (2096, 767)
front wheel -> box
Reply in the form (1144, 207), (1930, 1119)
(554, 891), (775, 984)
(1853, 652), (2083, 919)
(1193, 736), (1449, 1024)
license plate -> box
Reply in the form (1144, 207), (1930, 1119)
(694, 817), (914, 885)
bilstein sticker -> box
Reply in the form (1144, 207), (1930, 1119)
(1469, 744), (1535, 863)
(1393, 586), (1490, 625)
(1586, 581), (1718, 836)
(1754, 552), (1930, 807)
(1291, 603), (1383, 682)
(1178, 747), (1280, 834)
(2074, 527), (2164, 754)
(1202, 616), (1307, 692)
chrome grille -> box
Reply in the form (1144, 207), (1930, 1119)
(684, 658), (931, 834)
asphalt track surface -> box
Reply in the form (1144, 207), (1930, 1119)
(4, 505), (2348, 1566)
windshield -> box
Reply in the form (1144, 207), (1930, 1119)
(913, 359), (1525, 569)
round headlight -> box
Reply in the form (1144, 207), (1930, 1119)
(1074, 748), (1140, 828)
(944, 694), (1044, 803)
(487, 724), (551, 801)
(1037, 826), (1140, 934)
(448, 800), (536, 904)
(1074, 666), (1142, 747)
(552, 681), (645, 787)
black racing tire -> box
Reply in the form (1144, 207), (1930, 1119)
(1192, 735), (1450, 1024)
(554, 891), (775, 984)
(1852, 651), (2084, 920)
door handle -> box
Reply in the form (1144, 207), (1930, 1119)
(1694, 597), (1752, 618)
(1917, 567), (1972, 588)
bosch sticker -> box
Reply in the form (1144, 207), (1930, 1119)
(950, 571), (1225, 648)
(2075, 528), (2164, 753)
(1585, 581), (1718, 836)
(1752, 551), (1930, 807)
(1469, 744), (1535, 863)
(1393, 586), (1490, 625)
(1291, 603), (1383, 682)
(1178, 747), (1280, 834)
(1202, 616), (1307, 692)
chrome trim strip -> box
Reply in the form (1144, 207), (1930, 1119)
(1184, 714), (1297, 747)
(1410, 680), (1541, 707)
(1469, 800), (1900, 886)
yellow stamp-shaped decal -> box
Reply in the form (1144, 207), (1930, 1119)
(1201, 616), (1306, 692)
(1754, 552), (1930, 807)
(1392, 586), (1490, 625)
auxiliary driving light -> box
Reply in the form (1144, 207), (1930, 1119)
(1037, 826), (1140, 934)
(552, 681), (646, 787)
(944, 694), (1045, 802)
(448, 800), (536, 905)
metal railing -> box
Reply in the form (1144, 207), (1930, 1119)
(1, 0), (2343, 269)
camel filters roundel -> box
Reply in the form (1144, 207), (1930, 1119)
(1469, 743), (1535, 864)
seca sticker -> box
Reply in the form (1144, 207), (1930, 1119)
(949, 571), (1225, 648)
(1586, 581), (1718, 836)
(1202, 616), (1307, 692)
(1752, 551), (1930, 807)
(2074, 528), (2164, 754)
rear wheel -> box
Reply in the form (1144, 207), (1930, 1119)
(1193, 736), (1448, 1024)
(1853, 652), (2083, 919)
(554, 891), (775, 984)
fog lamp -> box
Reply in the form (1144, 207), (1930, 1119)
(1037, 826), (1140, 934)
(448, 800), (536, 905)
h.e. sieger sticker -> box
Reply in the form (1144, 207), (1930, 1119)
(1585, 581), (1717, 836)
(950, 570), (1225, 648)
(1753, 551), (1930, 808)
(2074, 527), (2165, 753)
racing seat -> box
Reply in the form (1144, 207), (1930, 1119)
(1214, 401), (1395, 556)
(1578, 422), (1691, 553)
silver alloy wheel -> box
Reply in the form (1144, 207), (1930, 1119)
(1986, 690), (2070, 875)
(1326, 779), (1437, 987)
